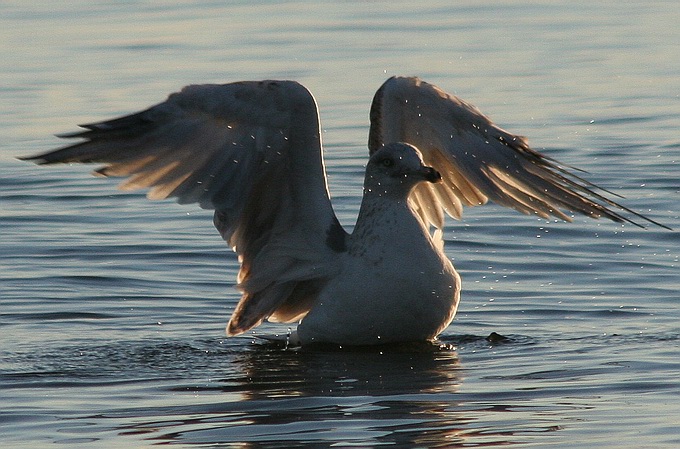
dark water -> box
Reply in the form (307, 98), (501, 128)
(1, 1), (679, 447)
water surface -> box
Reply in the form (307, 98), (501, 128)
(1, 1), (679, 447)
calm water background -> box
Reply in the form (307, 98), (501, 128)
(1, 1), (679, 447)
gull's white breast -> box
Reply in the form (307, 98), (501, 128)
(297, 195), (461, 345)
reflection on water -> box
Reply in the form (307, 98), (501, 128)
(4, 323), (678, 447)
(234, 341), (461, 398)
(63, 339), (564, 447)
(105, 343), (466, 447)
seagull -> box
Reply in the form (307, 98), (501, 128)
(21, 76), (668, 346)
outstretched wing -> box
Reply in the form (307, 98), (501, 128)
(22, 80), (348, 335)
(369, 76), (668, 230)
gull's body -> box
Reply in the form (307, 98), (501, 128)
(297, 145), (460, 345)
(22, 77), (666, 346)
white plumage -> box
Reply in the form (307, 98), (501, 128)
(21, 76), (667, 346)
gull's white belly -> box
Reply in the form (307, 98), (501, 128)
(297, 240), (461, 345)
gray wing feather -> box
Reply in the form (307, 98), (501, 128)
(369, 76), (668, 230)
(22, 80), (347, 335)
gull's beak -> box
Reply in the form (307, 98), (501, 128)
(421, 166), (442, 183)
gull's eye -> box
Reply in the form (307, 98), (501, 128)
(381, 158), (394, 167)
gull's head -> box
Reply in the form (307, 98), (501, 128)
(364, 142), (441, 198)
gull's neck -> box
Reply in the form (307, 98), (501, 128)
(349, 187), (425, 258)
